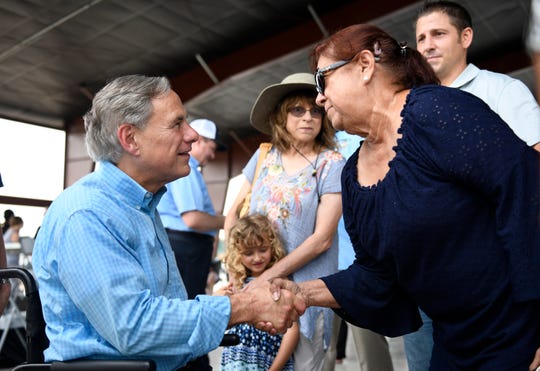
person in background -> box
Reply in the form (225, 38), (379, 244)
(324, 131), (394, 371)
(158, 118), (225, 299)
(3, 216), (23, 266)
(2, 209), (14, 234)
(224, 73), (345, 371)
(3, 216), (23, 244)
(415, 0), (540, 152)
(272, 22), (540, 371)
(219, 213), (299, 371)
(527, 0), (540, 103)
(334, 318), (348, 365)
(0, 174), (12, 314)
(32, 75), (305, 371)
(411, 2), (540, 368)
(157, 117), (225, 368)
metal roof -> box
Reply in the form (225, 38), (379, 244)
(0, 0), (534, 144)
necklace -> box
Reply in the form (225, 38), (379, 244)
(292, 144), (321, 177)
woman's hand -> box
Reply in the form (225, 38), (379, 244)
(268, 277), (309, 307)
(529, 347), (540, 370)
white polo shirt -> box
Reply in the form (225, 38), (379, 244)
(450, 63), (540, 147)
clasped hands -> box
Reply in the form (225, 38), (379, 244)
(243, 277), (306, 335)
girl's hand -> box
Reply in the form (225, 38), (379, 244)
(213, 282), (235, 296)
(242, 269), (275, 292)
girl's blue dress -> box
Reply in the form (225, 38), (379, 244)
(220, 277), (294, 370)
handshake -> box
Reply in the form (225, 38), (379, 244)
(227, 277), (312, 334)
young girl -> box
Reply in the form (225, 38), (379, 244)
(219, 214), (299, 371)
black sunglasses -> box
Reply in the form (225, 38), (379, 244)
(287, 106), (325, 118)
(314, 59), (352, 95)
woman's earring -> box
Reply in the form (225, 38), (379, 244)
(363, 76), (369, 81)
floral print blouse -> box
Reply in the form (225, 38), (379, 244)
(242, 145), (345, 344)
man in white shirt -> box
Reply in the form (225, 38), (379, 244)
(527, 0), (540, 103)
(415, 0), (540, 152)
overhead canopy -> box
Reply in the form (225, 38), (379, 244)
(0, 0), (534, 145)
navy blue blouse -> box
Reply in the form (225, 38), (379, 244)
(322, 85), (540, 369)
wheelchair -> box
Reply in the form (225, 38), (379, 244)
(0, 267), (238, 370)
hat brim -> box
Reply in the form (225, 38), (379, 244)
(250, 82), (316, 135)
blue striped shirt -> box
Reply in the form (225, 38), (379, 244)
(157, 157), (217, 236)
(33, 161), (230, 371)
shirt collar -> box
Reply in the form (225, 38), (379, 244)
(98, 161), (166, 213)
(449, 63), (479, 89)
(189, 156), (200, 168)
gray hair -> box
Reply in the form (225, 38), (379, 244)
(84, 75), (171, 163)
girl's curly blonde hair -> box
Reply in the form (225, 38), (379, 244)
(223, 214), (286, 286)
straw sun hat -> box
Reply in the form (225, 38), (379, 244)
(250, 72), (317, 135)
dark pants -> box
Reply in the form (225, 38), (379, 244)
(336, 317), (348, 360)
(165, 229), (214, 299)
(166, 229), (214, 370)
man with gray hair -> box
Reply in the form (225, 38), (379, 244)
(158, 117), (225, 369)
(33, 75), (304, 371)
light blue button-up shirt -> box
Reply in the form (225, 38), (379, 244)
(451, 63), (540, 146)
(158, 157), (217, 237)
(334, 130), (363, 270)
(33, 161), (230, 371)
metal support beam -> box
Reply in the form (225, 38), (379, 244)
(228, 130), (252, 157)
(307, 4), (329, 38)
(0, 196), (52, 208)
(195, 54), (220, 84)
(0, 0), (104, 63)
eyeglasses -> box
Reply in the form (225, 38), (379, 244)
(287, 106), (325, 118)
(314, 59), (352, 95)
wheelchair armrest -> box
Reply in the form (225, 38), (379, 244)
(11, 365), (51, 371)
(51, 360), (156, 370)
(11, 360), (156, 371)
(219, 333), (240, 346)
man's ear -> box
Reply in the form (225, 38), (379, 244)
(461, 27), (473, 49)
(117, 123), (140, 156)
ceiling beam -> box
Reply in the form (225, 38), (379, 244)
(170, 0), (419, 101)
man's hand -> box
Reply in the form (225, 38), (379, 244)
(229, 279), (306, 335)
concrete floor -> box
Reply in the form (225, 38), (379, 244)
(335, 333), (408, 371)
